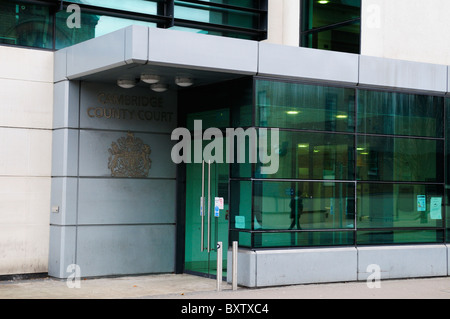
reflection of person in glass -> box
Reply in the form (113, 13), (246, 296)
(289, 192), (303, 230)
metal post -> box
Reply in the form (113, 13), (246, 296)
(232, 241), (238, 290)
(216, 242), (222, 291)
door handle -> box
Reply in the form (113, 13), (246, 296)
(200, 160), (212, 253)
(200, 160), (205, 252)
(207, 160), (211, 253)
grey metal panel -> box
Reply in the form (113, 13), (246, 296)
(53, 80), (80, 129)
(447, 66), (450, 95)
(66, 28), (128, 79)
(357, 245), (447, 280)
(448, 245), (450, 275)
(76, 225), (175, 277)
(359, 55), (448, 93)
(51, 129), (79, 177)
(254, 248), (357, 287)
(77, 178), (176, 225)
(54, 48), (68, 83)
(50, 177), (78, 226)
(79, 82), (177, 133)
(78, 130), (176, 179)
(48, 225), (77, 278)
(147, 28), (258, 74)
(125, 25), (149, 64)
(227, 249), (256, 287)
(258, 42), (359, 84)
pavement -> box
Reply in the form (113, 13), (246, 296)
(1, 273), (450, 300)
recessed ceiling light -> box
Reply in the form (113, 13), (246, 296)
(151, 83), (168, 93)
(318, 0), (329, 4)
(287, 111), (299, 115)
(175, 76), (193, 87)
(336, 114), (348, 119)
(117, 78), (137, 89)
(141, 74), (160, 84)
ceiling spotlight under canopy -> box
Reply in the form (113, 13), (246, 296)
(151, 83), (168, 93)
(141, 74), (160, 84)
(175, 76), (193, 87)
(117, 78), (137, 89)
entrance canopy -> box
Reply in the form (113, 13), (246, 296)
(53, 24), (375, 91)
(54, 25), (259, 90)
(54, 24), (448, 94)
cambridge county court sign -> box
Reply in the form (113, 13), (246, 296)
(80, 82), (177, 134)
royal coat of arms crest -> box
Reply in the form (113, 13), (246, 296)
(108, 132), (152, 177)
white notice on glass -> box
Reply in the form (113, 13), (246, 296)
(430, 197), (442, 220)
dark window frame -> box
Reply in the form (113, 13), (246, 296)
(300, 0), (361, 54)
(229, 76), (448, 249)
(0, 0), (267, 50)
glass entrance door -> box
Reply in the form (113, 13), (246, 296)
(184, 110), (229, 278)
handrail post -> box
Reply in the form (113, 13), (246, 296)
(216, 242), (222, 291)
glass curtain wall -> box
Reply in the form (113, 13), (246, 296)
(229, 78), (446, 248)
(446, 99), (450, 243)
(301, 0), (361, 54)
(0, 0), (267, 50)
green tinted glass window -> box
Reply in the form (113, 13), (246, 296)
(446, 99), (450, 242)
(0, 0), (266, 50)
(255, 80), (355, 132)
(357, 230), (444, 245)
(358, 90), (444, 138)
(55, 11), (156, 49)
(229, 230), (252, 248)
(303, 0), (361, 31)
(230, 181), (252, 230)
(255, 231), (354, 248)
(193, 0), (262, 10)
(253, 181), (355, 230)
(67, 0), (158, 14)
(357, 183), (444, 229)
(301, 0), (361, 54)
(0, 1), (53, 49)
(175, 1), (260, 29)
(258, 130), (354, 180)
(301, 21), (360, 53)
(357, 136), (444, 183)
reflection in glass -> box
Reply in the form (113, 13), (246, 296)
(174, 1), (259, 29)
(55, 11), (156, 49)
(259, 130), (354, 180)
(358, 90), (444, 138)
(357, 183), (444, 229)
(446, 99), (450, 243)
(303, 0), (361, 30)
(230, 181), (252, 230)
(301, 0), (361, 54)
(255, 80), (355, 132)
(67, 0), (157, 14)
(357, 230), (444, 245)
(357, 136), (444, 183)
(301, 22), (360, 54)
(253, 181), (355, 231)
(254, 231), (354, 248)
(0, 2), (53, 49)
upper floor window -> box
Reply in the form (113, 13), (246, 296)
(0, 0), (267, 50)
(301, 0), (361, 54)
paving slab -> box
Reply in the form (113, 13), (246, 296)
(1, 274), (450, 300)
